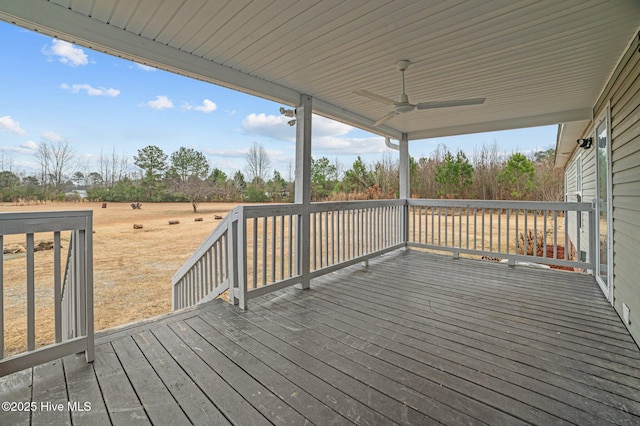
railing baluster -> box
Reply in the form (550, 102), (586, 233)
(506, 209), (511, 254)
(489, 208), (493, 252)
(473, 208), (477, 250)
(481, 208), (485, 252)
(543, 210), (548, 260)
(553, 210), (558, 259)
(515, 209), (520, 254)
(444, 207), (448, 247)
(253, 217), (258, 289)
(27, 233), (35, 351)
(437, 207), (441, 246)
(263, 216), (268, 287)
(524, 209), (529, 256)
(330, 211), (334, 265)
(466, 207), (469, 249)
(431, 206), (435, 245)
(564, 209), (569, 260)
(288, 214), (293, 278)
(272, 216), (276, 283)
(54, 231), (62, 343)
(497, 208), (502, 254)
(280, 215), (285, 281)
(458, 207), (462, 248)
(534, 210), (538, 257)
(576, 211), (581, 262)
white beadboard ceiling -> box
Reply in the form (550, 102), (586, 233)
(1, 0), (639, 148)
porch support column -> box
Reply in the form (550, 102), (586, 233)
(295, 94), (312, 289)
(398, 134), (410, 244)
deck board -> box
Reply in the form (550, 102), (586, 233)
(2, 250), (640, 425)
(31, 360), (70, 425)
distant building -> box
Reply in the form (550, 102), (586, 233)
(65, 189), (88, 199)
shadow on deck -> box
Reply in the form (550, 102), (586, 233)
(2, 250), (640, 425)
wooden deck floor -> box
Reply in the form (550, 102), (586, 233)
(2, 250), (640, 425)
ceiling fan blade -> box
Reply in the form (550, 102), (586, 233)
(353, 89), (396, 106)
(373, 111), (399, 126)
(416, 98), (486, 110)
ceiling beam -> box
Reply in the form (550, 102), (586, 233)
(407, 108), (593, 141)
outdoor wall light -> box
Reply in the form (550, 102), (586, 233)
(280, 107), (297, 126)
(279, 107), (295, 117)
(577, 137), (593, 149)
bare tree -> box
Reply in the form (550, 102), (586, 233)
(472, 141), (503, 200)
(35, 138), (77, 198)
(97, 147), (129, 187)
(245, 142), (271, 186)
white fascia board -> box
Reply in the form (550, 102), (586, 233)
(0, 0), (300, 105)
(554, 120), (591, 168)
(407, 108), (593, 142)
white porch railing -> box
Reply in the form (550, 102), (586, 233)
(0, 211), (93, 377)
(407, 200), (595, 270)
(172, 199), (595, 310)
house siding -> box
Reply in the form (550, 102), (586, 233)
(610, 36), (640, 343)
(566, 33), (640, 343)
(566, 148), (596, 265)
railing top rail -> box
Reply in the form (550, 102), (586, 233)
(0, 210), (93, 235)
(242, 203), (303, 218)
(408, 199), (592, 211)
(310, 199), (405, 212)
(171, 206), (239, 285)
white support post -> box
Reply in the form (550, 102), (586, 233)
(399, 134), (410, 200)
(295, 94), (312, 290)
(398, 134), (410, 245)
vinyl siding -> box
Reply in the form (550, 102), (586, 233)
(565, 148), (596, 266)
(600, 34), (640, 343)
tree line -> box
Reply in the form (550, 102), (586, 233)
(0, 139), (563, 211)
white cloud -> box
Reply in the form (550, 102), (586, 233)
(22, 140), (37, 150)
(136, 64), (157, 72)
(0, 116), (26, 135)
(60, 83), (120, 97)
(42, 131), (63, 142)
(240, 112), (382, 155)
(312, 115), (353, 138)
(202, 147), (284, 159)
(184, 99), (217, 113)
(0, 140), (38, 155)
(145, 95), (174, 110)
(43, 39), (88, 66)
(202, 148), (247, 158)
(242, 113), (295, 141)
(313, 135), (386, 155)
(241, 113), (355, 143)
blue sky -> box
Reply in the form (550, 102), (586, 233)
(0, 21), (557, 179)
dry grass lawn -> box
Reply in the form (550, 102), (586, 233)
(1, 201), (235, 355)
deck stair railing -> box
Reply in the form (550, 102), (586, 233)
(173, 199), (595, 310)
(172, 200), (407, 309)
(0, 211), (93, 377)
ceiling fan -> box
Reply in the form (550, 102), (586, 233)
(353, 60), (486, 126)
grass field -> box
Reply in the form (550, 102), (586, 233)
(1, 201), (236, 355)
